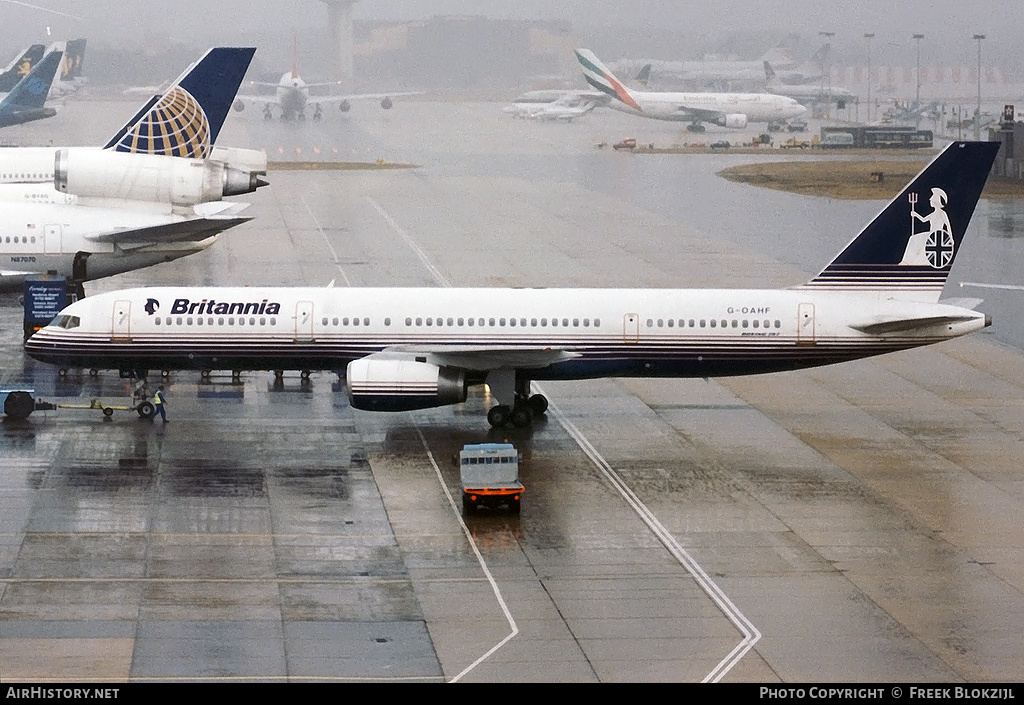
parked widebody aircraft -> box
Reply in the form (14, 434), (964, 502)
(0, 46), (62, 129)
(0, 44), (44, 94)
(576, 49), (805, 131)
(764, 61), (854, 109)
(28, 142), (998, 429)
(615, 46), (824, 90)
(0, 48), (264, 291)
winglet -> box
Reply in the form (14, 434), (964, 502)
(798, 141), (1000, 302)
(103, 47), (256, 157)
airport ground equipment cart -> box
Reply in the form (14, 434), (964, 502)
(1, 388), (154, 420)
(457, 443), (524, 515)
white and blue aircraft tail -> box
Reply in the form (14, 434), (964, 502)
(798, 141), (995, 304)
(102, 47), (256, 158)
(0, 46), (62, 129)
(26, 142), (999, 428)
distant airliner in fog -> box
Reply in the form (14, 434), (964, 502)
(232, 45), (421, 121)
(576, 48), (806, 131)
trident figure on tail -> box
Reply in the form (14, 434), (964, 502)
(900, 187), (954, 267)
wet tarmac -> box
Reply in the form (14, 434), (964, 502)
(2, 99), (1024, 682)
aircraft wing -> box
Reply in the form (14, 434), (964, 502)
(850, 315), (980, 335)
(1, 268), (38, 278)
(307, 90), (424, 104)
(84, 215), (252, 245)
(371, 345), (579, 371)
(670, 105), (730, 122)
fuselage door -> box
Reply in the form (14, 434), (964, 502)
(295, 301), (314, 341)
(112, 300), (132, 342)
(44, 224), (62, 254)
(797, 302), (816, 344)
(623, 313), (640, 343)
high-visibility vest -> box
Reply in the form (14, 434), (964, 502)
(153, 391), (164, 405)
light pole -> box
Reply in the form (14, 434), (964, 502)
(820, 31), (835, 119)
(912, 34), (924, 104)
(864, 33), (874, 122)
(974, 34), (985, 140)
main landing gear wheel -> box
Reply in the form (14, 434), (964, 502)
(527, 394), (548, 416)
(510, 405), (533, 428)
(487, 405), (512, 428)
(486, 394), (549, 428)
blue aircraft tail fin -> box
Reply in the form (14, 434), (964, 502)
(102, 47), (256, 157)
(0, 48), (62, 111)
(0, 44), (45, 93)
(799, 141), (1000, 302)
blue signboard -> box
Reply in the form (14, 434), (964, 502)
(24, 277), (67, 336)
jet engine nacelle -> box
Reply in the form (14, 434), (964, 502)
(717, 113), (748, 129)
(209, 146), (268, 175)
(346, 358), (467, 412)
(54, 149), (267, 206)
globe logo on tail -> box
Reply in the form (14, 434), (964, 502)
(113, 86), (211, 158)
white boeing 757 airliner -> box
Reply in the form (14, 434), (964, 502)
(26, 142), (998, 428)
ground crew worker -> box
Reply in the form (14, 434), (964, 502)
(152, 385), (168, 422)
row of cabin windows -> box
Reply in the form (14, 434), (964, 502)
(323, 317), (371, 326)
(155, 316), (279, 327)
(320, 316), (603, 328)
(1, 173), (52, 181)
(406, 316), (599, 328)
(152, 315), (780, 331)
(647, 318), (782, 330)
(4, 235), (35, 244)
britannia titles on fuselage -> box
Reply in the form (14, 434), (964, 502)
(168, 298), (281, 316)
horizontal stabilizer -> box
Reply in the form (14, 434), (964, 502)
(938, 297), (983, 310)
(84, 216), (251, 244)
(850, 315), (977, 335)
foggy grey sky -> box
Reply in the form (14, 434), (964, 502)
(3, 0), (1024, 68)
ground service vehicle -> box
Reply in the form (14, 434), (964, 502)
(458, 443), (524, 514)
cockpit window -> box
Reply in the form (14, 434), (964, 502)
(51, 315), (80, 329)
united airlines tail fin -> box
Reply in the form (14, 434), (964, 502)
(0, 47), (62, 112)
(0, 44), (45, 93)
(798, 141), (1000, 302)
(102, 47), (256, 158)
(575, 48), (642, 111)
(763, 60), (778, 86)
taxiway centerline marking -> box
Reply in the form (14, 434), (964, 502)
(301, 195), (351, 285)
(369, 195), (761, 681)
(537, 387), (762, 682)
